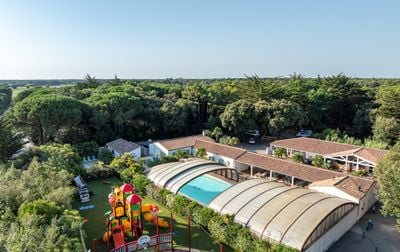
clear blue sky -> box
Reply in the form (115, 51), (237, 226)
(0, 0), (399, 79)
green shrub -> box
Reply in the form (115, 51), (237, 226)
(352, 169), (368, 177)
(173, 150), (191, 159)
(111, 153), (142, 172)
(131, 174), (150, 194)
(273, 147), (286, 158)
(82, 164), (116, 181)
(159, 188), (171, 205)
(148, 155), (179, 166)
(219, 136), (240, 146)
(165, 194), (175, 209)
(98, 149), (113, 164)
(207, 214), (228, 243)
(193, 207), (215, 227)
(18, 199), (61, 223)
(195, 147), (207, 158)
(73, 141), (98, 158)
(172, 195), (190, 217)
(291, 153), (305, 163)
(311, 155), (324, 167)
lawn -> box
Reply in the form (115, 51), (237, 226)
(11, 86), (29, 98)
(12, 84), (76, 98)
(72, 177), (228, 252)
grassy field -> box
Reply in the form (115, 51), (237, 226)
(72, 177), (227, 252)
(11, 86), (29, 98)
(11, 84), (76, 98)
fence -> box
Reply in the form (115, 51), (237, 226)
(110, 233), (173, 252)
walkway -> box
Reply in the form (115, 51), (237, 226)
(329, 211), (400, 252)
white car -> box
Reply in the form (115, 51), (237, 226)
(248, 137), (256, 144)
(247, 130), (260, 137)
(296, 130), (312, 137)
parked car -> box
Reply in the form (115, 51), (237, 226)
(248, 137), (256, 144)
(247, 130), (260, 137)
(296, 130), (312, 137)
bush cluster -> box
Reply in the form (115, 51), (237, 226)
(82, 163), (117, 181)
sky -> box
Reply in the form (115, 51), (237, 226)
(0, 0), (399, 79)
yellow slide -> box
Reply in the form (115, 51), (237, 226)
(142, 204), (169, 228)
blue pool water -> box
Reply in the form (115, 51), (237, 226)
(178, 174), (232, 205)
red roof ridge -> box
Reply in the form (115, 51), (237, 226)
(242, 151), (345, 176)
(273, 137), (388, 152)
(195, 138), (248, 152)
(158, 134), (208, 143)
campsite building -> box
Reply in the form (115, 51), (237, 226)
(270, 137), (388, 174)
(105, 138), (141, 160)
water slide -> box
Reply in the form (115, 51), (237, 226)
(142, 204), (169, 228)
(112, 227), (125, 248)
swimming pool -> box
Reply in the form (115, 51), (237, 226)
(178, 174), (232, 205)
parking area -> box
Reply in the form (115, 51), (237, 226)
(237, 143), (269, 154)
(329, 211), (400, 252)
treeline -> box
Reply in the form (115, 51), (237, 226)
(0, 79), (84, 88)
(6, 74), (400, 149)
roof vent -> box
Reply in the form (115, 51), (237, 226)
(358, 185), (362, 192)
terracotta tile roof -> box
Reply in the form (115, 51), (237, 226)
(194, 139), (247, 159)
(354, 148), (387, 163)
(271, 137), (388, 163)
(236, 152), (344, 182)
(157, 135), (214, 151)
(106, 138), (140, 154)
(310, 176), (375, 199)
(310, 176), (348, 186)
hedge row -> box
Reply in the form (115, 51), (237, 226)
(145, 183), (298, 252)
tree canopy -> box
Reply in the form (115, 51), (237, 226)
(375, 143), (400, 227)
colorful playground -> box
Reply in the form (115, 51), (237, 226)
(73, 177), (224, 252)
(101, 182), (171, 251)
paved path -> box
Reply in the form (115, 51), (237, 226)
(237, 143), (269, 154)
(329, 211), (400, 252)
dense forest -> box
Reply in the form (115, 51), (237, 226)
(2, 74), (400, 150)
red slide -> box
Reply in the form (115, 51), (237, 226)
(112, 226), (125, 249)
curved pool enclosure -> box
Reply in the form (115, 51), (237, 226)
(146, 159), (356, 252)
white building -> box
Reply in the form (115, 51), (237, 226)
(149, 135), (214, 157)
(105, 138), (141, 160)
(194, 139), (246, 168)
(270, 137), (388, 175)
(309, 176), (377, 219)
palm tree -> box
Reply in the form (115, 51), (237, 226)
(273, 147), (286, 159)
(291, 153), (305, 163)
(195, 147), (207, 159)
(211, 127), (223, 142)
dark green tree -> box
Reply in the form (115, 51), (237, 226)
(375, 143), (400, 227)
(377, 85), (400, 120)
(0, 118), (25, 163)
(267, 99), (305, 136)
(220, 100), (256, 139)
(13, 95), (83, 144)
